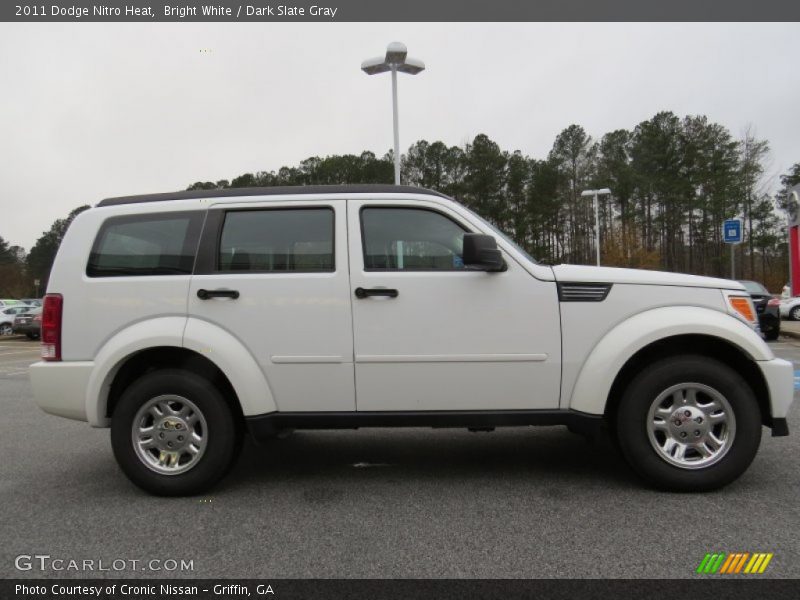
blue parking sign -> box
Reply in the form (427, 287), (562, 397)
(723, 219), (742, 244)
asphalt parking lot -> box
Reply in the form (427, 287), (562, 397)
(1, 336), (799, 579)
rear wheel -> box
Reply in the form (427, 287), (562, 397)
(111, 369), (242, 496)
(0, 323), (12, 336)
(790, 306), (800, 321)
(615, 355), (762, 492)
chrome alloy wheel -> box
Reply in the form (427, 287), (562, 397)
(646, 383), (736, 470)
(132, 395), (208, 475)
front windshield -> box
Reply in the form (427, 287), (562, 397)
(461, 205), (538, 265)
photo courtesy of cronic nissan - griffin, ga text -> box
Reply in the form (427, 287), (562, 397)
(29, 185), (793, 495)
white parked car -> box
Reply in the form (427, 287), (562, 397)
(30, 185), (794, 495)
(779, 296), (800, 321)
(0, 304), (35, 335)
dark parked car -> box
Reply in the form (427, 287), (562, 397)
(738, 280), (780, 341)
(12, 306), (42, 339)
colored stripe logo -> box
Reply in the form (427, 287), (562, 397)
(696, 552), (773, 574)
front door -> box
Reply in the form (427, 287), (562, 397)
(347, 198), (561, 412)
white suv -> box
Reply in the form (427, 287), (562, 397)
(30, 185), (793, 495)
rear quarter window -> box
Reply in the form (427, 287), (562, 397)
(87, 211), (204, 277)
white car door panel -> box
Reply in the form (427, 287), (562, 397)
(347, 199), (561, 412)
(188, 200), (355, 412)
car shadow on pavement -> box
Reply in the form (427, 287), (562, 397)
(225, 426), (639, 491)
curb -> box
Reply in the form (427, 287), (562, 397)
(780, 328), (800, 340)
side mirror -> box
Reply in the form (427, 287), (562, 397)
(462, 233), (507, 272)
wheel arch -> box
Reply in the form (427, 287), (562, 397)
(604, 334), (771, 430)
(85, 316), (277, 426)
(568, 306), (772, 422)
(104, 347), (243, 423)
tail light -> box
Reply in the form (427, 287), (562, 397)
(768, 298), (781, 307)
(41, 294), (63, 361)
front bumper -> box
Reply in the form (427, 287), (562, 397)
(758, 357), (794, 436)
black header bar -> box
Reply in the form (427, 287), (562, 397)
(3, 578), (799, 600)
(3, 0), (800, 22)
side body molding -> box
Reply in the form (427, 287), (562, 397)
(182, 317), (278, 417)
(568, 306), (773, 415)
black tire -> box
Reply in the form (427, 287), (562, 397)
(111, 369), (242, 496)
(615, 355), (762, 492)
(25, 332), (39, 340)
(764, 327), (780, 341)
(791, 306), (800, 321)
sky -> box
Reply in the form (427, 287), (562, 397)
(0, 22), (797, 251)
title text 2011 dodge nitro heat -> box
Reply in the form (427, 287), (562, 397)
(30, 185), (793, 495)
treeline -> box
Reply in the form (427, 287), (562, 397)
(3, 111), (799, 297)
(0, 206), (89, 297)
(188, 111), (800, 290)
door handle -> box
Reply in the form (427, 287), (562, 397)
(197, 288), (240, 300)
(354, 287), (399, 299)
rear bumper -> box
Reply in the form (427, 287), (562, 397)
(758, 357), (794, 436)
(29, 361), (92, 422)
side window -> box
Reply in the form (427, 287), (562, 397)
(218, 208), (334, 272)
(87, 212), (203, 277)
(361, 207), (467, 271)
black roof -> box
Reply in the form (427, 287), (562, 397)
(98, 185), (450, 207)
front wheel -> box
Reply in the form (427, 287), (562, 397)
(764, 326), (780, 341)
(790, 306), (800, 321)
(111, 369), (242, 496)
(0, 323), (12, 336)
(615, 355), (762, 492)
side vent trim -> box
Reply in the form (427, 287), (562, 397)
(557, 282), (613, 302)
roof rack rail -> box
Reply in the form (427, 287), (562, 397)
(98, 184), (450, 207)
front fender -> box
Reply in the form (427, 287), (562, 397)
(568, 306), (772, 415)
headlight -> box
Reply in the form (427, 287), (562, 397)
(724, 291), (758, 329)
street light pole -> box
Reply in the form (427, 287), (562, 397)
(581, 188), (612, 266)
(362, 42), (425, 186)
(593, 192), (600, 267)
(391, 68), (400, 185)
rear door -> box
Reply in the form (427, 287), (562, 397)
(188, 199), (355, 412)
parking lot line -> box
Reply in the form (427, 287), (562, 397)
(0, 350), (40, 357)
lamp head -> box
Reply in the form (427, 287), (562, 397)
(361, 56), (390, 75)
(385, 42), (408, 66)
